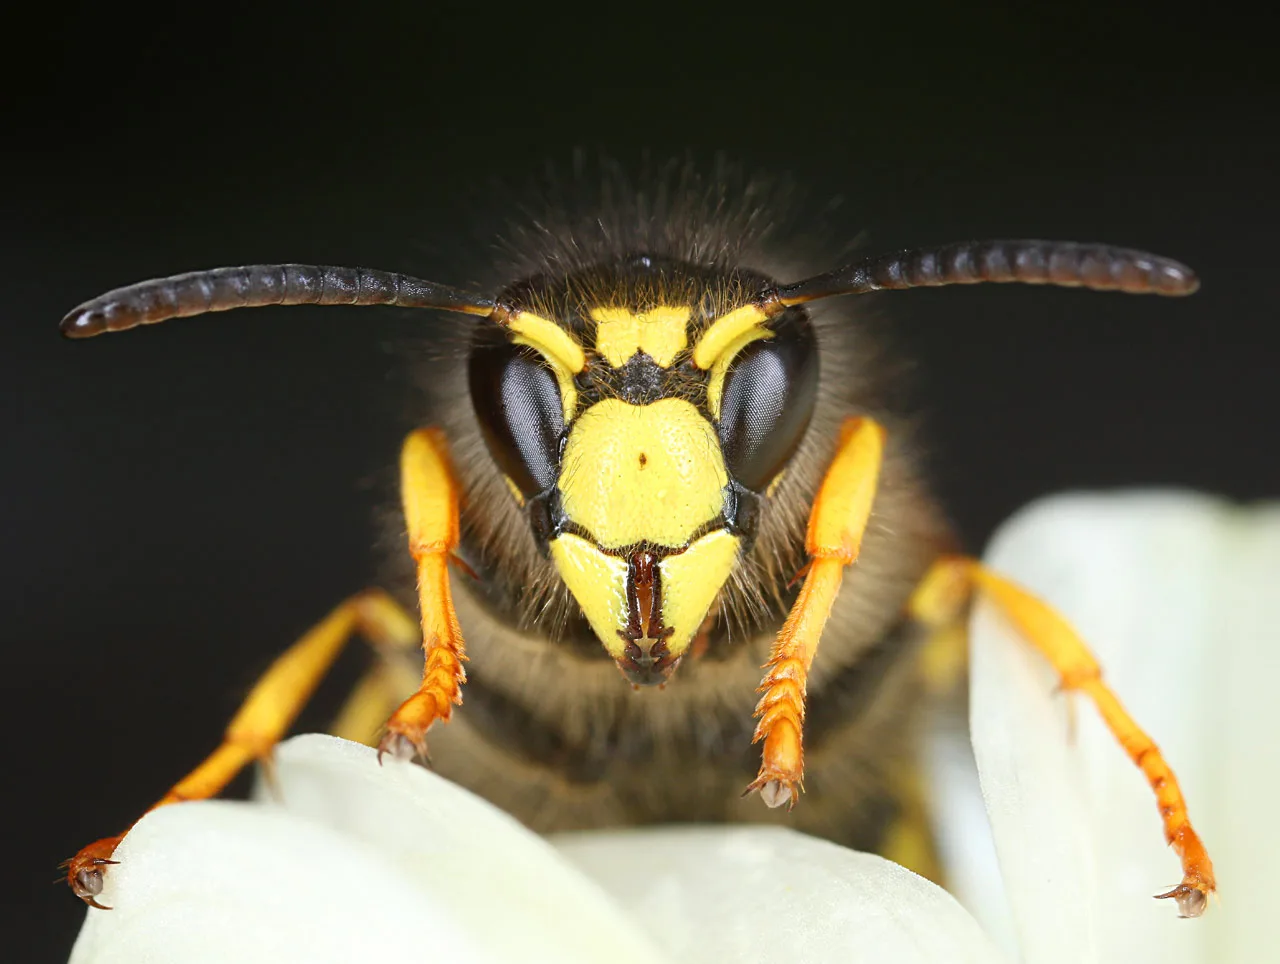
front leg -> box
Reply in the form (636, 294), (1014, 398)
(377, 428), (468, 763)
(746, 417), (886, 808)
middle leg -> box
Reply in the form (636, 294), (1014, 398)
(65, 587), (420, 906)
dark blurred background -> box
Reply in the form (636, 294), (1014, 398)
(4, 3), (1275, 959)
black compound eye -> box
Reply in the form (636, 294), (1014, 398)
(469, 341), (564, 499)
(717, 313), (818, 493)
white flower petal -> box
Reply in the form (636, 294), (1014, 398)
(968, 492), (1279, 963)
(924, 706), (1020, 958)
(554, 826), (1009, 964)
(68, 800), (474, 964)
(72, 734), (673, 964)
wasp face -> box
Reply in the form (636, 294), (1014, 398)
(469, 256), (819, 686)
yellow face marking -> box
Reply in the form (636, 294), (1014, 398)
(508, 310), (586, 374)
(549, 530), (741, 664)
(558, 398), (728, 550)
(657, 529), (740, 658)
(706, 325), (774, 421)
(691, 302), (771, 370)
(548, 533), (630, 659)
(589, 306), (690, 368)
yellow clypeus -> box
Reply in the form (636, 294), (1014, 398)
(558, 397), (729, 550)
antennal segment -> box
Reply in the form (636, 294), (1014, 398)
(60, 264), (495, 338)
(774, 240), (1199, 306)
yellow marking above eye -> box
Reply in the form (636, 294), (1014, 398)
(706, 325), (775, 421)
(558, 397), (729, 549)
(691, 302), (771, 370)
(508, 310), (586, 374)
(589, 306), (690, 368)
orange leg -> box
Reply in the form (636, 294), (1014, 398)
(375, 428), (468, 763)
(64, 588), (420, 907)
(909, 556), (1216, 918)
(746, 416), (886, 808)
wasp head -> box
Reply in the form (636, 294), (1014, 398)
(468, 255), (819, 686)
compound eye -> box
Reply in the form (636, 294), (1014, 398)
(717, 315), (818, 493)
(468, 341), (564, 499)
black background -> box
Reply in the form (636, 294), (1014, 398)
(4, 4), (1276, 960)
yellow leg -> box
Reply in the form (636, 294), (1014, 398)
(878, 763), (945, 884)
(746, 416), (886, 808)
(917, 620), (969, 697)
(65, 588), (420, 907)
(909, 556), (1216, 917)
(376, 428), (468, 762)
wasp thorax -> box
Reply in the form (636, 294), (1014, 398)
(467, 256), (819, 685)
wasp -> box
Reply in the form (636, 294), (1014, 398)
(59, 173), (1215, 918)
